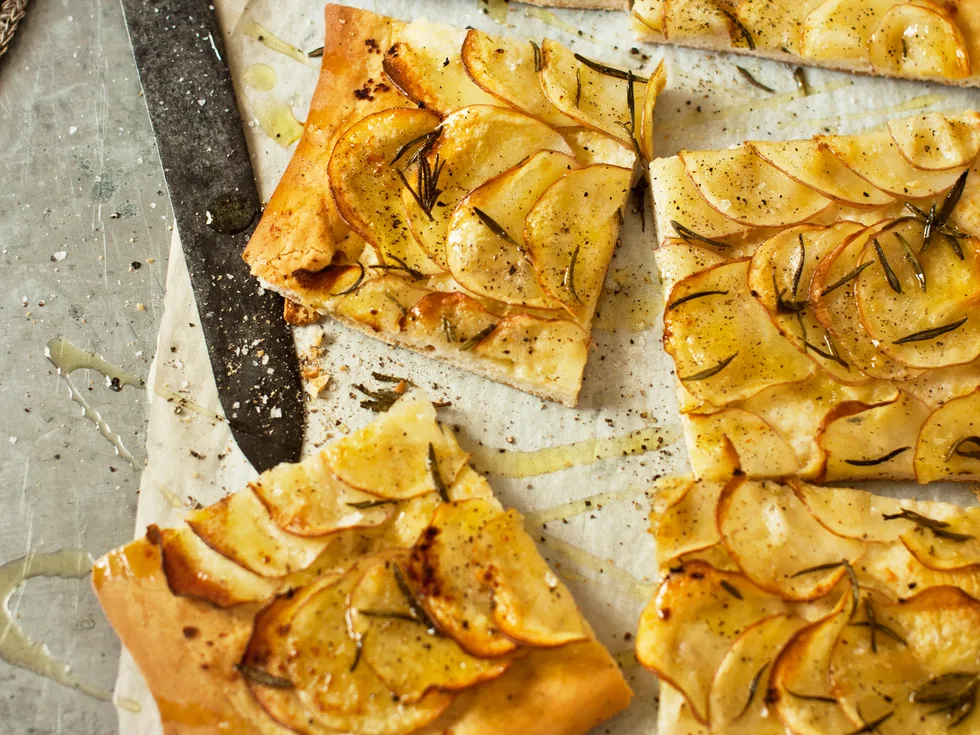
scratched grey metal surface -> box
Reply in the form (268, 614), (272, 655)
(0, 0), (171, 732)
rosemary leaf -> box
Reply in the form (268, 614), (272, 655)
(774, 266), (807, 314)
(734, 661), (770, 720)
(848, 621), (907, 646)
(895, 232), (926, 291)
(330, 262), (366, 296)
(737, 66), (775, 93)
(236, 664), (295, 689)
(632, 180), (648, 232)
(793, 234), (806, 298)
(794, 67), (810, 96)
(671, 220), (730, 249)
(846, 710), (893, 734)
(882, 508), (975, 542)
(937, 170), (970, 229)
(946, 436), (980, 461)
(346, 498), (397, 510)
(912, 673), (978, 704)
(460, 323), (497, 351)
(667, 290), (729, 311)
(564, 244), (583, 304)
(350, 637), (363, 672)
(391, 128), (439, 167)
(804, 338), (849, 368)
(790, 561), (844, 577)
(356, 609), (421, 623)
(720, 579), (743, 599)
(893, 316), (968, 345)
(844, 446), (910, 467)
(573, 52), (649, 82)
(873, 238), (902, 294)
(721, 9), (756, 50)
(681, 352), (738, 382)
(627, 69), (636, 135)
(787, 689), (837, 703)
(843, 560), (860, 614)
(371, 254), (424, 281)
(575, 68), (582, 107)
(865, 599), (879, 653)
(354, 384), (402, 413)
(922, 199), (937, 252)
(307, 46), (324, 58)
(428, 443), (450, 502)
(441, 315), (457, 344)
(392, 564), (439, 635)
(821, 261), (873, 295)
(530, 40), (542, 72)
(371, 372), (415, 386)
(473, 207), (522, 250)
(384, 292), (407, 316)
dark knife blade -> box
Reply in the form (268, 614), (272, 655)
(121, 0), (304, 471)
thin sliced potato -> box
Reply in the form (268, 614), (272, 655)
(900, 506), (980, 572)
(679, 543), (742, 573)
(328, 109), (442, 274)
(335, 275), (430, 334)
(800, 0), (899, 65)
(869, 4), (971, 80)
(525, 164), (631, 315)
(251, 452), (393, 538)
(403, 291), (499, 349)
(829, 587), (980, 735)
(446, 150), (577, 308)
(656, 239), (726, 296)
(855, 220), (980, 369)
(350, 556), (510, 702)
(651, 477), (726, 566)
(748, 139), (894, 208)
(790, 479), (926, 543)
(636, 562), (791, 723)
(680, 146), (831, 227)
(857, 541), (980, 601)
(665, 259), (815, 405)
(889, 111), (980, 171)
(324, 391), (470, 500)
(403, 105), (573, 269)
(820, 131), (968, 199)
(718, 478), (865, 600)
(650, 156), (747, 242)
(915, 387), (980, 482)
(405, 499), (518, 658)
(735, 0), (824, 54)
(461, 30), (575, 128)
(638, 60), (666, 162)
(904, 358), (980, 409)
(659, 683), (709, 735)
(683, 408), (800, 480)
(817, 392), (930, 481)
(561, 128), (636, 168)
(539, 39), (647, 146)
(707, 614), (810, 734)
(662, 0), (737, 44)
(382, 21), (498, 116)
(445, 464), (494, 501)
(472, 509), (588, 647)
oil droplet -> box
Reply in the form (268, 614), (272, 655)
(479, 0), (510, 24)
(157, 486), (186, 510)
(469, 426), (673, 478)
(523, 7), (600, 45)
(595, 268), (662, 332)
(0, 550), (111, 700)
(252, 98), (304, 148)
(241, 21), (309, 65)
(243, 63), (277, 91)
(116, 696), (143, 713)
(45, 338), (140, 467)
(525, 486), (649, 526)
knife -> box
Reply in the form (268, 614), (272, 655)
(121, 0), (305, 471)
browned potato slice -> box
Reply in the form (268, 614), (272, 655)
(472, 510), (588, 647)
(650, 157), (747, 242)
(770, 593), (858, 735)
(376, 492), (444, 550)
(525, 164), (631, 315)
(747, 221), (869, 383)
(403, 291), (499, 349)
(820, 131), (968, 199)
(405, 499), (518, 658)
(665, 259), (815, 405)
(636, 562), (791, 723)
(800, 0), (898, 65)
(662, 0), (736, 43)
(539, 39), (647, 146)
(655, 239), (726, 295)
(335, 275), (430, 334)
(809, 220), (923, 381)
(638, 60), (667, 162)
(461, 30), (575, 128)
(251, 453), (393, 538)
(403, 105), (573, 269)
(680, 147), (832, 227)
(829, 587), (980, 735)
(905, 359), (980, 409)
(561, 128), (636, 168)
(817, 392), (930, 481)
(680, 543), (742, 573)
(889, 111), (980, 171)
(735, 0), (824, 53)
(915, 387), (980, 482)
(652, 477), (726, 565)
(446, 150), (577, 308)
(383, 21), (498, 116)
(324, 391), (470, 500)
(718, 478), (865, 600)
(707, 614), (810, 733)
(749, 139), (894, 208)
(855, 220), (980, 369)
(869, 4), (971, 79)
(683, 408), (800, 480)
(900, 506), (980, 572)
(858, 541), (980, 601)
(790, 480), (926, 543)
(328, 109), (442, 274)
(350, 556), (511, 702)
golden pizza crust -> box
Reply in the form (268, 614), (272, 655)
(93, 537), (632, 735)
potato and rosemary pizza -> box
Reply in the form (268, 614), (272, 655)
(243, 4), (665, 407)
(639, 466), (980, 734)
(92, 391), (631, 735)
(650, 110), (980, 482)
(630, 0), (980, 87)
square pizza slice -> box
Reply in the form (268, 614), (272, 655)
(630, 0), (980, 88)
(244, 4), (666, 407)
(637, 468), (980, 733)
(649, 110), (980, 482)
(93, 391), (632, 735)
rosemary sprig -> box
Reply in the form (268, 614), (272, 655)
(873, 239), (902, 294)
(350, 637), (363, 672)
(912, 673), (979, 727)
(720, 579), (743, 599)
(460, 323), (497, 351)
(392, 564), (440, 635)
(737, 66), (774, 93)
(575, 67), (582, 106)
(734, 661), (770, 720)
(441, 315), (457, 344)
(906, 202), (970, 243)
(573, 52), (649, 82)
(774, 268), (807, 314)
(922, 200), (937, 252)
(372, 372), (415, 386)
(667, 290), (729, 311)
(371, 254), (424, 281)
(354, 384), (402, 412)
(721, 9), (756, 50)
(793, 234), (806, 298)
(937, 170), (970, 230)
(791, 560), (848, 577)
(882, 508), (975, 542)
(473, 207), (522, 250)
(390, 128), (440, 167)
(804, 334), (849, 369)
(893, 316), (968, 344)
(844, 446), (910, 467)
(346, 498), (397, 510)
(794, 67), (810, 96)
(848, 621), (907, 647)
(428, 443), (450, 502)
(617, 70), (646, 163)
(236, 664), (295, 689)
(356, 609), (422, 623)
(846, 710), (893, 734)
(791, 560), (859, 611)
(530, 40), (542, 72)
(564, 244), (584, 304)
(397, 154), (446, 222)
(307, 46), (324, 58)
(331, 262), (366, 296)
(671, 220), (730, 249)
(820, 261), (873, 295)
(787, 689), (837, 703)
(385, 292), (407, 316)
(895, 232), (926, 291)
(681, 352), (738, 381)
(947, 436), (980, 461)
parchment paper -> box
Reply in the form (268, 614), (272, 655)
(114, 2), (980, 733)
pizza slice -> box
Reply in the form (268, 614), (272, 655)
(243, 4), (665, 407)
(649, 109), (980, 482)
(92, 391), (632, 735)
(638, 466), (980, 734)
(630, 0), (980, 88)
